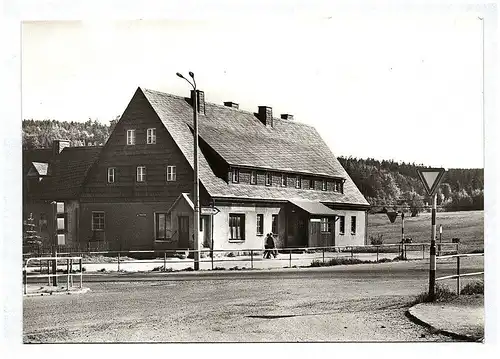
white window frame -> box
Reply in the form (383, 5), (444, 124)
(232, 168), (239, 183)
(155, 212), (172, 240)
(136, 166), (146, 182)
(147, 128), (156, 144)
(166, 165), (176, 181)
(339, 216), (345, 235)
(295, 176), (301, 189)
(271, 214), (278, 235)
(229, 213), (245, 240)
(265, 172), (272, 186)
(127, 129), (136, 145)
(107, 167), (116, 183)
(309, 179), (315, 190)
(92, 211), (105, 231)
(321, 217), (331, 232)
(256, 214), (264, 235)
(322, 180), (327, 191)
(281, 174), (287, 187)
(351, 216), (357, 235)
(250, 171), (257, 185)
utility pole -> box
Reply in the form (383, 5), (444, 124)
(177, 71), (201, 270)
(51, 201), (58, 286)
(428, 193), (437, 300)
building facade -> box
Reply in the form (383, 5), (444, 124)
(23, 87), (370, 252)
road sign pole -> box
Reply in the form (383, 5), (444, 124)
(429, 193), (437, 301)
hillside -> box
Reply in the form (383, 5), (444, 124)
(338, 157), (483, 213)
(22, 119), (483, 213)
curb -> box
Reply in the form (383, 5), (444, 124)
(24, 287), (91, 297)
(405, 305), (482, 342)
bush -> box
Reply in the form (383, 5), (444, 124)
(412, 284), (456, 304)
(460, 281), (484, 295)
(370, 234), (384, 246)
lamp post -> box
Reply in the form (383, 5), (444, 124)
(176, 71), (200, 271)
(50, 200), (57, 286)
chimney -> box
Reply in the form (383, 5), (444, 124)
(224, 101), (239, 109)
(280, 114), (294, 120)
(258, 106), (273, 127)
(52, 139), (70, 156)
(191, 90), (205, 114)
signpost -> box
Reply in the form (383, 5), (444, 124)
(200, 207), (220, 216)
(417, 167), (446, 301)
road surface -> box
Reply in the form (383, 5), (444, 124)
(23, 258), (483, 343)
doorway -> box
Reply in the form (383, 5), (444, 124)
(178, 216), (190, 249)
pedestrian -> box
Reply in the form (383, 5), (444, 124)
(265, 233), (277, 259)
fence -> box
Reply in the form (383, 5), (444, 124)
(435, 253), (484, 295)
(23, 256), (83, 295)
(23, 242), (460, 273)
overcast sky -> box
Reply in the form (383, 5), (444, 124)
(22, 12), (486, 168)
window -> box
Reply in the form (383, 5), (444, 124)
(147, 128), (156, 144)
(232, 168), (239, 183)
(127, 129), (136, 145)
(320, 217), (331, 232)
(340, 181), (344, 194)
(250, 171), (256, 185)
(322, 180), (327, 191)
(265, 172), (272, 186)
(339, 216), (345, 235)
(92, 212), (105, 231)
(351, 216), (357, 235)
(136, 166), (146, 182)
(166, 165), (176, 181)
(155, 213), (172, 240)
(272, 214), (278, 235)
(256, 214), (264, 235)
(281, 174), (287, 187)
(334, 181), (340, 192)
(309, 179), (315, 190)
(107, 167), (115, 183)
(295, 176), (301, 189)
(229, 214), (245, 240)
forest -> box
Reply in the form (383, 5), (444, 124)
(22, 119), (483, 214)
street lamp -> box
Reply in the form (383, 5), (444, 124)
(176, 71), (201, 270)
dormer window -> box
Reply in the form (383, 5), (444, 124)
(250, 171), (256, 185)
(147, 128), (156, 144)
(295, 176), (301, 189)
(231, 168), (239, 183)
(127, 129), (136, 145)
(265, 172), (272, 186)
(322, 180), (327, 191)
(281, 174), (287, 187)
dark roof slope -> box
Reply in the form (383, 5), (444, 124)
(142, 88), (369, 207)
(26, 146), (102, 200)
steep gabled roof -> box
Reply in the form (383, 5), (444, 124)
(27, 146), (102, 200)
(141, 88), (369, 207)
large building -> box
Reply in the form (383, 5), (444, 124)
(23, 87), (370, 252)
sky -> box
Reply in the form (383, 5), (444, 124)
(21, 11), (487, 169)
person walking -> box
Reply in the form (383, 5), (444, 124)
(264, 233), (277, 259)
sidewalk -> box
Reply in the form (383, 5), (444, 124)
(407, 295), (484, 341)
(24, 284), (91, 297)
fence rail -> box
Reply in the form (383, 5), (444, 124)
(23, 256), (83, 295)
(436, 253), (484, 295)
(22, 242), (461, 273)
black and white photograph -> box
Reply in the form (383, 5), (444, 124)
(1, 0), (497, 349)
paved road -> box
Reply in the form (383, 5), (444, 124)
(23, 258), (483, 343)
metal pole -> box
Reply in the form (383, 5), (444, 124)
(118, 252), (121, 272)
(211, 250), (214, 270)
(193, 88), (200, 271)
(322, 248), (325, 263)
(79, 258), (82, 289)
(456, 256), (461, 295)
(439, 225), (442, 256)
(289, 250), (292, 267)
(428, 193), (437, 301)
(163, 252), (166, 271)
(422, 244), (425, 259)
(52, 202), (58, 286)
(250, 250), (253, 269)
(66, 259), (70, 290)
(376, 246), (379, 262)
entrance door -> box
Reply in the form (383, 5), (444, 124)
(309, 219), (321, 247)
(178, 216), (190, 249)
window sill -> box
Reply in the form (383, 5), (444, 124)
(229, 239), (245, 242)
(256, 234), (264, 236)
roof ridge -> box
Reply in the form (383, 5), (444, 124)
(142, 86), (314, 129)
